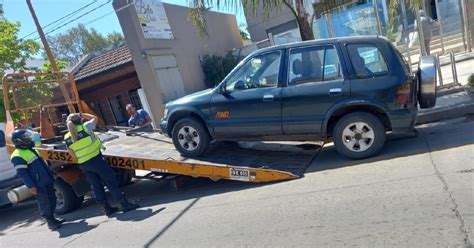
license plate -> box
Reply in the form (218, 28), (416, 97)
(229, 168), (250, 181)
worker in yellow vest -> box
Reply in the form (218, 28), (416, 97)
(64, 113), (139, 216)
(10, 129), (65, 230)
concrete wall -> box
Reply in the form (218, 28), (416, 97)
(244, 4), (297, 42)
(113, 0), (243, 120)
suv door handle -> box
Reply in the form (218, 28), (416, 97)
(329, 88), (342, 96)
(263, 94), (274, 101)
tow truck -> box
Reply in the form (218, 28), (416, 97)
(0, 71), (319, 214)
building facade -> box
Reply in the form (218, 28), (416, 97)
(72, 42), (142, 126)
(113, 0), (243, 121)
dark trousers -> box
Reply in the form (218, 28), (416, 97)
(79, 154), (123, 204)
(36, 183), (56, 218)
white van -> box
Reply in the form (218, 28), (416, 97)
(0, 123), (23, 207)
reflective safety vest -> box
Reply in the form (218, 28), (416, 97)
(10, 149), (39, 166)
(64, 125), (103, 164)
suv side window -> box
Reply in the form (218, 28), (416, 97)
(288, 45), (342, 85)
(225, 51), (281, 92)
(347, 44), (388, 78)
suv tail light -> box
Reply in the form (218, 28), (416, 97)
(396, 82), (412, 108)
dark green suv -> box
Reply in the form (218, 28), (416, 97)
(160, 36), (436, 159)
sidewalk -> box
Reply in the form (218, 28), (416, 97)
(417, 90), (474, 125)
(438, 54), (474, 86)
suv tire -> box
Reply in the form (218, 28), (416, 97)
(333, 112), (386, 159)
(172, 117), (210, 157)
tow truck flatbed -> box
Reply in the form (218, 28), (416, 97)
(39, 131), (321, 183)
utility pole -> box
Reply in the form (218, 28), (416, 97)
(26, 0), (75, 113)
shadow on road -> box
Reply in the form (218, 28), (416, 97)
(1, 116), (472, 239)
(56, 220), (97, 238)
(305, 116), (474, 174)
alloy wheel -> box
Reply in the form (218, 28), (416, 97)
(341, 121), (375, 152)
(177, 126), (201, 151)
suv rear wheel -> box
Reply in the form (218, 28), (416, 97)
(172, 117), (210, 157)
(333, 112), (386, 159)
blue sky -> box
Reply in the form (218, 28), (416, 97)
(3, 0), (247, 40)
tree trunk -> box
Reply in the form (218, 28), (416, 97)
(297, 16), (315, 41)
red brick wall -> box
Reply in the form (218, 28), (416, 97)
(79, 75), (141, 126)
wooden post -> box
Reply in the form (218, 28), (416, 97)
(26, 0), (75, 113)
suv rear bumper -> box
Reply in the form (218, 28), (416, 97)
(389, 107), (418, 133)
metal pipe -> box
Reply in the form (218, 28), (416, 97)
(458, 0), (467, 50)
(460, 0), (471, 52)
(436, 54), (443, 87)
(325, 14), (334, 38)
(7, 185), (34, 204)
(434, 0), (445, 54)
(405, 38), (413, 73)
(450, 51), (459, 85)
(373, 0), (383, 36)
(400, 0), (408, 30)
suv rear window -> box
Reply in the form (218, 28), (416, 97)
(347, 44), (388, 78)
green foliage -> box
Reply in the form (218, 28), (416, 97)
(189, 0), (315, 41)
(0, 20), (40, 78)
(0, 20), (40, 123)
(468, 74), (474, 88)
(201, 52), (243, 88)
(240, 30), (250, 40)
(48, 24), (124, 65)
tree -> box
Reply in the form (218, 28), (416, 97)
(48, 24), (124, 65)
(0, 20), (40, 77)
(0, 20), (40, 122)
(189, 0), (366, 41)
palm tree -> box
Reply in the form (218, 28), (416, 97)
(188, 0), (354, 41)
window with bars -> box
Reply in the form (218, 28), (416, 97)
(128, 88), (143, 109)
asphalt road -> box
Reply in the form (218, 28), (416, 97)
(1, 116), (473, 247)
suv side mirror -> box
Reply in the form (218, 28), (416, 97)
(218, 83), (228, 95)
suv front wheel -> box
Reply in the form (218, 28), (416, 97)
(333, 112), (386, 159)
(172, 117), (210, 157)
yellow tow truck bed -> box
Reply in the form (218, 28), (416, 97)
(94, 131), (321, 183)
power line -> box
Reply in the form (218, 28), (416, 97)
(33, 0), (112, 40)
(83, 10), (114, 27)
(82, 0), (136, 28)
(21, 0), (98, 40)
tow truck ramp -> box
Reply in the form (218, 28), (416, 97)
(38, 131), (321, 183)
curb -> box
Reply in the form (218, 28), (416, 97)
(416, 101), (474, 125)
(437, 85), (465, 97)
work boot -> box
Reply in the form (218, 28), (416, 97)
(45, 217), (62, 231)
(101, 202), (119, 217)
(49, 217), (65, 226)
(120, 197), (139, 213)
(55, 217), (66, 224)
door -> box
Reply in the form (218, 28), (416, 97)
(281, 44), (349, 134)
(150, 54), (186, 103)
(210, 51), (283, 139)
